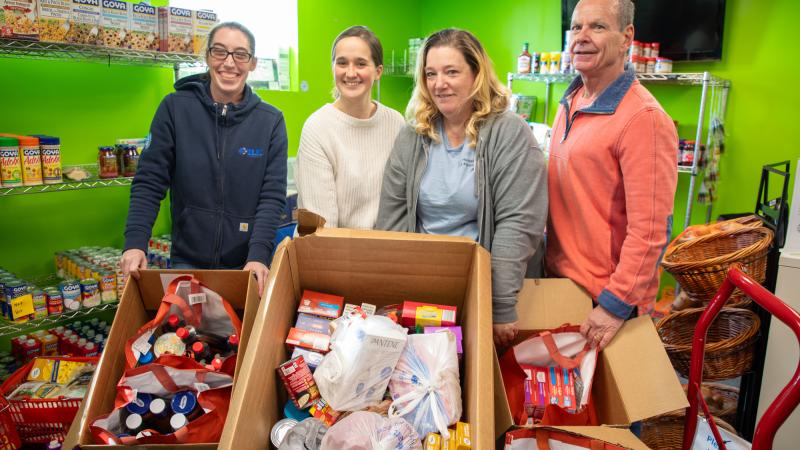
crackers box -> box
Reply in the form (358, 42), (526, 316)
(67, 0), (100, 45)
(129, 1), (156, 50)
(297, 290), (343, 319)
(0, 0), (39, 40)
(192, 9), (217, 55)
(37, 0), (70, 43)
(99, 0), (129, 48)
(158, 5), (192, 53)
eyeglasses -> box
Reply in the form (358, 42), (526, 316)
(207, 46), (253, 63)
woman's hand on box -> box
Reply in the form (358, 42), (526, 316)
(120, 249), (147, 281)
(580, 306), (624, 350)
(243, 260), (269, 298)
(493, 321), (519, 348)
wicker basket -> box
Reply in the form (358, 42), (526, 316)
(662, 227), (773, 303)
(682, 383), (739, 424)
(642, 409), (737, 450)
(656, 307), (760, 380)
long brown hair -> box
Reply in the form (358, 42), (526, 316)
(407, 28), (509, 146)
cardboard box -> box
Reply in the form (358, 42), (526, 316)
(505, 425), (650, 450)
(0, 0), (39, 40)
(64, 269), (260, 449)
(67, 0), (101, 45)
(129, 1), (157, 50)
(494, 278), (688, 439)
(158, 6), (192, 53)
(37, 0), (70, 43)
(219, 227), (494, 449)
(192, 9), (217, 55)
(99, 0), (129, 48)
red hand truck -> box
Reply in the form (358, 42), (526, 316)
(683, 264), (800, 450)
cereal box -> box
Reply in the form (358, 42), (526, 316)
(192, 9), (216, 55)
(297, 290), (344, 319)
(37, 0), (71, 43)
(67, 0), (101, 45)
(158, 6), (192, 53)
(129, 1), (155, 50)
(0, 0), (39, 40)
(99, 0), (129, 48)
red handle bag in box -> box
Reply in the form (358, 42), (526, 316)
(124, 275), (242, 374)
(89, 355), (233, 444)
(500, 325), (599, 427)
(505, 427), (629, 450)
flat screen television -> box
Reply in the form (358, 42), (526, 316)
(561, 0), (726, 61)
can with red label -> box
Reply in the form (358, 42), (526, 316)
(277, 356), (320, 409)
(45, 288), (64, 315)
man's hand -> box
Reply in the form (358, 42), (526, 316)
(493, 321), (519, 348)
(243, 261), (269, 297)
(120, 249), (147, 282)
(580, 305), (625, 350)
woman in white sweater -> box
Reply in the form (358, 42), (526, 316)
(296, 26), (405, 229)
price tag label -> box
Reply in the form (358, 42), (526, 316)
(188, 293), (206, 305)
(11, 294), (34, 320)
(194, 382), (210, 393)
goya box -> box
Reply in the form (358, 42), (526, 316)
(192, 9), (217, 55)
(285, 327), (330, 353)
(297, 290), (343, 319)
(400, 300), (457, 329)
(277, 356), (319, 410)
(158, 6), (192, 53)
(99, 0), (129, 48)
(37, 0), (71, 43)
(67, 0), (101, 45)
(0, 0), (39, 40)
(129, 1), (156, 50)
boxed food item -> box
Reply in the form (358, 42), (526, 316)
(37, 0), (71, 43)
(66, 0), (101, 45)
(0, 0), (39, 40)
(63, 270), (260, 450)
(400, 300), (457, 330)
(158, 5), (192, 53)
(290, 347), (323, 370)
(192, 8), (217, 55)
(494, 278), (688, 439)
(278, 355), (319, 410)
(295, 313), (332, 335)
(99, 0), (129, 48)
(298, 289), (343, 319)
(219, 224), (495, 449)
(285, 327), (330, 353)
(129, 1), (156, 50)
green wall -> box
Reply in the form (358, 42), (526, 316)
(2, 0), (799, 280)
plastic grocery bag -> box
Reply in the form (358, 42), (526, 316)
(388, 331), (461, 439)
(314, 314), (407, 411)
(320, 411), (421, 450)
(691, 416), (751, 450)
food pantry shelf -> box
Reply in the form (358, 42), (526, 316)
(0, 38), (203, 67)
(509, 71), (730, 87)
(0, 302), (118, 338)
(0, 177), (132, 196)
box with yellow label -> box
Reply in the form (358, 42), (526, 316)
(424, 432), (442, 450)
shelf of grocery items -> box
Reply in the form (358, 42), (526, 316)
(382, 65), (414, 77)
(509, 71), (730, 87)
(0, 302), (118, 338)
(678, 165), (693, 174)
(0, 37), (204, 67)
(0, 176), (132, 196)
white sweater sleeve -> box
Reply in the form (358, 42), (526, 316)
(296, 123), (339, 228)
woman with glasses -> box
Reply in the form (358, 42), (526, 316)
(376, 29), (547, 348)
(295, 26), (404, 229)
(121, 22), (286, 296)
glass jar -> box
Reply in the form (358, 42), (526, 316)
(98, 146), (118, 179)
(123, 145), (140, 177)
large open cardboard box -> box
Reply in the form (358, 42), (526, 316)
(219, 228), (495, 449)
(494, 278), (689, 439)
(507, 425), (651, 450)
(64, 269), (260, 450)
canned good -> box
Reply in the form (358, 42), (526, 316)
(45, 288), (64, 315)
(99, 271), (117, 303)
(0, 137), (22, 187)
(270, 418), (298, 448)
(31, 289), (45, 307)
(59, 280), (81, 311)
(80, 279), (100, 308)
(5, 279), (29, 321)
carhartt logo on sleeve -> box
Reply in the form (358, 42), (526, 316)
(239, 223), (249, 232)
(238, 147), (264, 158)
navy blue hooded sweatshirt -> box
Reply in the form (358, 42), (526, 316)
(124, 74), (288, 268)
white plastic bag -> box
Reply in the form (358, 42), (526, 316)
(691, 416), (751, 450)
(314, 314), (408, 411)
(320, 411), (421, 450)
(388, 331), (461, 439)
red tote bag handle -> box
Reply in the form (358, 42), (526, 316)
(540, 331), (590, 370)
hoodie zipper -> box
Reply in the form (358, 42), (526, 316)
(211, 103), (228, 267)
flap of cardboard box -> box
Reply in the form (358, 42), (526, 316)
(296, 208), (326, 236)
(537, 425), (651, 450)
(515, 278), (594, 335)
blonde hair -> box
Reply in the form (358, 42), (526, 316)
(406, 29), (509, 147)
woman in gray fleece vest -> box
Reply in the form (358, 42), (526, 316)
(376, 29), (547, 347)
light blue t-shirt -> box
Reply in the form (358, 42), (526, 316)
(416, 122), (479, 240)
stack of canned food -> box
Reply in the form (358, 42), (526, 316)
(148, 235), (173, 269)
(55, 246), (125, 302)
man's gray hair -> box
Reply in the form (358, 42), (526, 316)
(616, 0), (635, 30)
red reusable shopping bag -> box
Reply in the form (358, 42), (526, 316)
(124, 275), (242, 374)
(505, 427), (629, 450)
(500, 325), (599, 427)
(89, 355), (233, 444)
